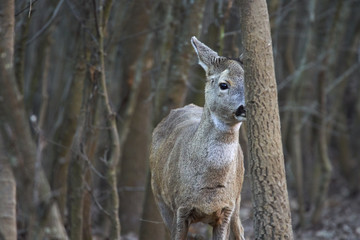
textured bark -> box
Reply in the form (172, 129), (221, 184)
(240, 0), (294, 239)
(0, 135), (17, 240)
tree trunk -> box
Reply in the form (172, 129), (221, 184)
(139, 2), (175, 239)
(311, 66), (332, 225)
(98, 1), (122, 238)
(0, 135), (17, 240)
(51, 26), (86, 221)
(119, 68), (152, 237)
(116, 2), (152, 237)
(67, 124), (86, 240)
(239, 0), (294, 239)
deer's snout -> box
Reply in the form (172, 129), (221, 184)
(235, 105), (246, 118)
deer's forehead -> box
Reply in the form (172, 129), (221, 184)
(208, 68), (244, 85)
(208, 69), (229, 80)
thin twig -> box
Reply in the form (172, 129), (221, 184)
(28, 0), (33, 18)
(82, 151), (107, 180)
(15, 0), (39, 16)
(84, 182), (111, 218)
(26, 0), (65, 45)
(92, 0), (101, 38)
(297, 63), (359, 128)
(66, 0), (101, 46)
(117, 25), (165, 42)
(139, 219), (164, 224)
(325, 63), (359, 93)
(278, 52), (327, 90)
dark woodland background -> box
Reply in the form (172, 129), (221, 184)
(1, 0), (360, 239)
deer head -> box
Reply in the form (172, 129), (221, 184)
(191, 36), (246, 128)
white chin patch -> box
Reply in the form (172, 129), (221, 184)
(235, 115), (246, 122)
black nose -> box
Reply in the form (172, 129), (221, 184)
(235, 105), (246, 117)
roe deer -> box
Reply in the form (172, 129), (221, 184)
(150, 36), (246, 240)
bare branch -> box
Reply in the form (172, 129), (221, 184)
(15, 0), (39, 16)
(26, 0), (65, 45)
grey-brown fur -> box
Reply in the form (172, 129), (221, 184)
(150, 37), (246, 240)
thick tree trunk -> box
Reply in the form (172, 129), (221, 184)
(239, 0), (294, 239)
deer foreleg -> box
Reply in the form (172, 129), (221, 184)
(213, 207), (233, 240)
(173, 207), (190, 240)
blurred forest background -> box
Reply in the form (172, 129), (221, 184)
(0, 0), (360, 239)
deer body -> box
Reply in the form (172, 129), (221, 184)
(150, 37), (246, 240)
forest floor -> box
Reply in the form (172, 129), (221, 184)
(240, 171), (360, 240)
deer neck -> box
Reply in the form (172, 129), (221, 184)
(194, 105), (241, 145)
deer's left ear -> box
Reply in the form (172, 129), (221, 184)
(191, 36), (219, 73)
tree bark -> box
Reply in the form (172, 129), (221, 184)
(239, 0), (294, 239)
(0, 135), (17, 240)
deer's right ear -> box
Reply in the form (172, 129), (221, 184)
(191, 36), (219, 73)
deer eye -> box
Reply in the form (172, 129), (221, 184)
(219, 82), (229, 90)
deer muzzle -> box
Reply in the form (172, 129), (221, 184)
(235, 105), (246, 118)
